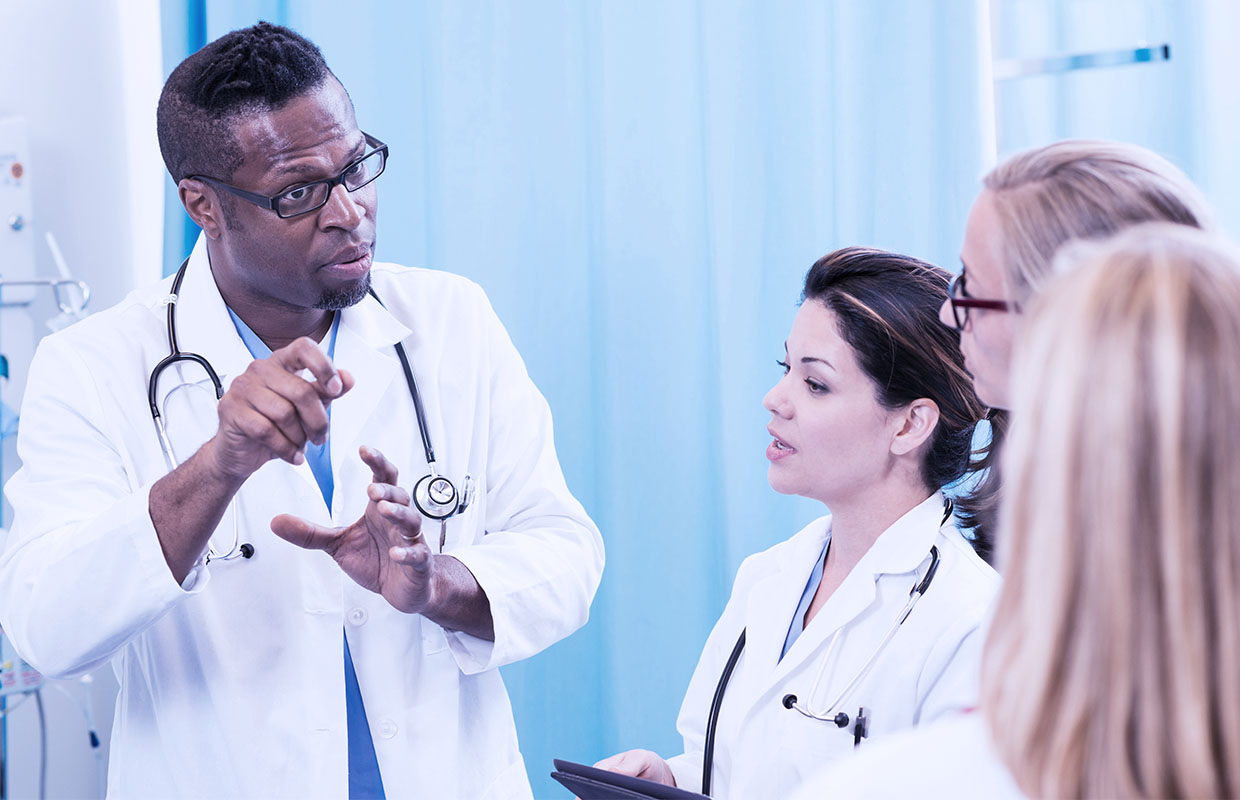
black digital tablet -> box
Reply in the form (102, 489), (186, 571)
(550, 759), (709, 800)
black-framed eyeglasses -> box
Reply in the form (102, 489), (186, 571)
(947, 272), (1013, 331)
(189, 132), (388, 219)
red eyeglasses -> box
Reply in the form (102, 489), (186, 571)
(947, 272), (1012, 330)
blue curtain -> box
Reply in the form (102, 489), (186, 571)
(160, 0), (207, 274)
(164, 2), (991, 795)
(991, 0), (1240, 238)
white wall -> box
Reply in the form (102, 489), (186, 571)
(0, 0), (162, 797)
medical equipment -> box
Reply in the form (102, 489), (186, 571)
(0, 117), (35, 311)
(781, 545), (940, 723)
(0, 276), (91, 318)
(366, 291), (475, 549)
(146, 259), (244, 562)
(147, 258), (474, 560)
(993, 43), (1171, 82)
(1, 625), (46, 800)
(0, 630), (42, 698)
(42, 233), (89, 332)
(699, 503), (948, 796)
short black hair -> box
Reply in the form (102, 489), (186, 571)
(157, 21), (332, 184)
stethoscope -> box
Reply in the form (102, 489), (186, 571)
(147, 258), (474, 563)
(699, 501), (948, 796)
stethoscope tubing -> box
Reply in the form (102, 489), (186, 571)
(787, 544), (940, 722)
(702, 629), (746, 796)
(148, 259), (241, 562)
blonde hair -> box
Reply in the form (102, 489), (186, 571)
(981, 224), (1240, 798)
(984, 140), (1213, 306)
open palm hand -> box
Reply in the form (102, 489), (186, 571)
(271, 445), (436, 613)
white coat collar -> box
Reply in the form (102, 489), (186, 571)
(172, 236), (413, 377)
(327, 284), (412, 480)
(743, 492), (947, 691)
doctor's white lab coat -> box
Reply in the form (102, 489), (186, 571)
(789, 712), (1026, 800)
(664, 493), (998, 800)
(0, 237), (604, 799)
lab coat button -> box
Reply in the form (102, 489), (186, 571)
(347, 607), (368, 626)
(377, 719), (397, 739)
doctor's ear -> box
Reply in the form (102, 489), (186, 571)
(178, 178), (225, 240)
(890, 398), (940, 456)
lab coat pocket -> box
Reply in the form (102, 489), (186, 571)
(776, 705), (859, 786)
(438, 475), (482, 553)
(478, 756), (534, 800)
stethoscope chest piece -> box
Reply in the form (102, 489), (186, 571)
(413, 471), (474, 520)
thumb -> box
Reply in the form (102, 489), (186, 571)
(271, 513), (343, 551)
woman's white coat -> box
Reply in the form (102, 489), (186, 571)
(665, 493), (998, 799)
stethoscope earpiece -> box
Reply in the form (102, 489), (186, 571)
(781, 694), (850, 727)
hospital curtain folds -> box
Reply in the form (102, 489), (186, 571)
(990, 0), (1240, 239)
(160, 0), (207, 276)
(162, 2), (993, 796)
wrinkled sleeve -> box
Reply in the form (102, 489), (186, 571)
(0, 334), (204, 678)
(442, 287), (604, 673)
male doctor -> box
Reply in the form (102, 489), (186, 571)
(0, 22), (603, 799)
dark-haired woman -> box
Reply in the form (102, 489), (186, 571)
(595, 248), (999, 799)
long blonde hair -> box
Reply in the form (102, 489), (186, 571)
(984, 139), (1212, 306)
(982, 224), (1240, 798)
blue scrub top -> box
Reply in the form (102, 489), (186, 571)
(781, 536), (830, 660)
(227, 309), (386, 799)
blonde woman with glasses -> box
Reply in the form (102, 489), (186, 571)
(943, 140), (1212, 554)
(792, 223), (1240, 798)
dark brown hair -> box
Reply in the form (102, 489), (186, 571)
(803, 247), (989, 556)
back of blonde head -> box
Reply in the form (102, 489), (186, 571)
(982, 224), (1240, 798)
(985, 140), (1212, 305)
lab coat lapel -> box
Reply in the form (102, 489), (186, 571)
(765, 543), (876, 691)
(759, 494), (946, 702)
(741, 522), (833, 687)
(325, 290), (407, 495)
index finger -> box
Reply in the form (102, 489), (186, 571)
(360, 445), (400, 486)
(272, 337), (344, 397)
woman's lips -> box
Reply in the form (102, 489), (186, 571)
(766, 434), (796, 462)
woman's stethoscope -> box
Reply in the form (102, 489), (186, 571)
(146, 258), (473, 563)
(699, 501), (948, 796)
